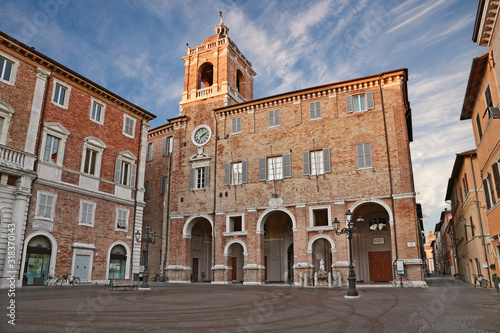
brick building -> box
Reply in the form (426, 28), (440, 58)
(0, 31), (155, 287)
(144, 19), (424, 286)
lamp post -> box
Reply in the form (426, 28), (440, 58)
(333, 210), (363, 297)
(135, 225), (158, 289)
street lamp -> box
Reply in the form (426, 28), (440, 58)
(333, 209), (364, 297)
(135, 225), (158, 289)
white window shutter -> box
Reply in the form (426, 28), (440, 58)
(309, 103), (315, 119)
(303, 151), (310, 175)
(283, 154), (291, 178)
(323, 148), (331, 173)
(224, 163), (231, 185)
(114, 159), (122, 183)
(364, 143), (372, 167)
(242, 160), (248, 184)
(366, 91), (375, 110)
(346, 95), (353, 113)
(268, 111), (274, 127)
(130, 164), (137, 187)
(204, 166), (210, 188)
(356, 144), (365, 168)
(259, 157), (267, 181)
(275, 110), (280, 126)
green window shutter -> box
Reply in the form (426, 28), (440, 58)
(114, 159), (122, 183)
(323, 148), (331, 173)
(303, 151), (310, 175)
(259, 157), (267, 181)
(366, 91), (375, 109)
(283, 154), (291, 178)
(224, 163), (231, 185)
(242, 161), (248, 184)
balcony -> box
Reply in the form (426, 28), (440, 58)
(0, 144), (35, 173)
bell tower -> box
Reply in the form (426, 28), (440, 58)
(179, 15), (256, 115)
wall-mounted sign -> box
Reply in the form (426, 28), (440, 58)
(373, 237), (385, 245)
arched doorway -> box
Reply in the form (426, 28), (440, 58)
(227, 243), (244, 283)
(263, 211), (294, 283)
(351, 202), (393, 282)
(312, 238), (332, 275)
(23, 236), (51, 286)
(190, 218), (212, 282)
(108, 245), (127, 280)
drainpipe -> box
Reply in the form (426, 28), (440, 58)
(378, 76), (399, 263)
(163, 151), (173, 277)
(469, 153), (492, 285)
(131, 117), (145, 279)
(212, 110), (219, 281)
(19, 65), (54, 280)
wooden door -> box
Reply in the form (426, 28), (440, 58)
(368, 251), (392, 282)
(231, 257), (237, 281)
(192, 258), (199, 282)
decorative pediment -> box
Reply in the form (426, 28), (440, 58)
(189, 146), (211, 161)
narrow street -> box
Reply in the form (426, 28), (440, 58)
(2, 274), (499, 332)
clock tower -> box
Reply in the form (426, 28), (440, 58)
(179, 15), (256, 119)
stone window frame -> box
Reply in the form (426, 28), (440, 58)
(51, 78), (71, 110)
(78, 200), (96, 227)
(80, 136), (106, 177)
(40, 122), (70, 166)
(224, 213), (247, 236)
(89, 97), (106, 125)
(122, 114), (136, 138)
(307, 205), (333, 231)
(115, 207), (129, 232)
(0, 50), (19, 86)
(35, 190), (57, 222)
(0, 99), (15, 145)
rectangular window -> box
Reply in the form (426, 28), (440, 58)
(309, 101), (321, 120)
(470, 217), (475, 237)
(232, 117), (242, 134)
(83, 148), (98, 175)
(120, 161), (130, 186)
(116, 209), (128, 230)
(123, 116), (136, 138)
(0, 57), (13, 82)
(346, 92), (374, 113)
(268, 156), (283, 180)
(225, 161), (248, 185)
(268, 109), (280, 127)
(484, 174), (495, 209)
(356, 143), (372, 168)
(463, 174), (469, 195)
(37, 193), (55, 218)
(79, 201), (95, 226)
(492, 160), (500, 201)
(114, 158), (136, 187)
(485, 85), (493, 108)
(147, 142), (154, 161)
(53, 83), (67, 106)
(232, 162), (243, 185)
(161, 176), (167, 194)
(43, 134), (61, 164)
(190, 166), (210, 189)
(163, 136), (174, 156)
(229, 216), (243, 232)
(310, 151), (324, 175)
(476, 113), (483, 139)
(90, 100), (105, 124)
(313, 209), (328, 227)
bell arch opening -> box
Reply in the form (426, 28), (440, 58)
(198, 62), (214, 89)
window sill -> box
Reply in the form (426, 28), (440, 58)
(306, 226), (333, 232)
(78, 222), (94, 228)
(50, 100), (69, 110)
(115, 227), (128, 232)
(89, 118), (104, 125)
(223, 231), (248, 237)
(357, 167), (374, 171)
(34, 216), (54, 223)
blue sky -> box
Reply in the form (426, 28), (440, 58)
(0, 0), (484, 235)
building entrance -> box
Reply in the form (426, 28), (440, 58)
(263, 211), (294, 283)
(190, 218), (212, 282)
(23, 236), (51, 286)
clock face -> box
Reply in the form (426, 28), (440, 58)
(193, 126), (210, 146)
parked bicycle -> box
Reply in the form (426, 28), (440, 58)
(44, 274), (80, 286)
(392, 274), (413, 288)
(473, 274), (489, 288)
(68, 275), (80, 286)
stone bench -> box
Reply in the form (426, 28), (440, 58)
(105, 279), (138, 290)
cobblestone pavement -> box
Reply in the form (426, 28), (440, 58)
(1, 274), (499, 332)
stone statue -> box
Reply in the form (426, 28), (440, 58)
(320, 259), (325, 272)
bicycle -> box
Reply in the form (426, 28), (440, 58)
(68, 275), (80, 286)
(474, 274), (489, 288)
(392, 274), (413, 288)
(45, 275), (58, 287)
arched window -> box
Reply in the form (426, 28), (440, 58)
(198, 63), (214, 89)
(236, 69), (244, 93)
